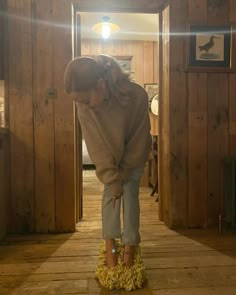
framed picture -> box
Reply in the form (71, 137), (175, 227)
(144, 83), (158, 111)
(187, 24), (235, 72)
(116, 56), (132, 74)
(115, 55), (135, 81)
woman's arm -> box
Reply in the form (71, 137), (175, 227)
(77, 104), (123, 196)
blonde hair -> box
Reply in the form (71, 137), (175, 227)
(64, 54), (131, 105)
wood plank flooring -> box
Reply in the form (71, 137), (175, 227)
(0, 170), (236, 294)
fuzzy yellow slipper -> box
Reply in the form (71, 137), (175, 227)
(95, 240), (146, 291)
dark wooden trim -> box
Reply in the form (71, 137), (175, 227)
(0, 0), (6, 79)
(72, 0), (168, 13)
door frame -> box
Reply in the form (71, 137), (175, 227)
(71, 0), (168, 222)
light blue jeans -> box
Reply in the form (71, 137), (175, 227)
(102, 168), (144, 246)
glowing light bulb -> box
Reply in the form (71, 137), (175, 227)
(101, 22), (111, 39)
(92, 16), (120, 40)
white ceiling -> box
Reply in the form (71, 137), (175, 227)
(79, 12), (159, 41)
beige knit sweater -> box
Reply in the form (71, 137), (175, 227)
(77, 82), (151, 195)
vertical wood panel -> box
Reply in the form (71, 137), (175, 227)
(153, 14), (159, 84)
(121, 40), (133, 57)
(188, 74), (207, 227)
(229, 1), (236, 156)
(207, 0), (229, 24)
(8, 0), (34, 233)
(0, 0), (6, 79)
(81, 39), (157, 87)
(7, 0), (16, 231)
(53, 0), (75, 232)
(229, 0), (236, 22)
(0, 133), (9, 240)
(158, 11), (163, 221)
(90, 39), (102, 55)
(81, 39), (91, 56)
(102, 39), (117, 56)
(160, 5), (170, 225)
(153, 41), (159, 84)
(151, 39), (159, 137)
(143, 41), (154, 84)
(207, 0), (229, 226)
(187, 0), (208, 228)
(207, 74), (229, 226)
(33, 0), (55, 232)
(132, 41), (144, 85)
(229, 74), (236, 155)
(169, 0), (188, 228)
(187, 0), (207, 22)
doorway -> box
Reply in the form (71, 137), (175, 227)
(72, 4), (165, 226)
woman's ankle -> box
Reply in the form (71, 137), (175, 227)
(105, 238), (116, 246)
(123, 245), (135, 267)
(105, 239), (117, 268)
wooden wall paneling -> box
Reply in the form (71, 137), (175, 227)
(154, 41), (159, 84)
(74, 12), (81, 58)
(7, 0), (16, 232)
(149, 114), (158, 136)
(134, 40), (148, 185)
(81, 39), (156, 86)
(102, 39), (117, 56)
(158, 11), (163, 221)
(187, 0), (207, 228)
(3, 2), (9, 129)
(101, 39), (108, 54)
(115, 40), (130, 58)
(52, 0), (75, 232)
(160, 5), (170, 225)
(148, 41), (159, 136)
(81, 39), (91, 56)
(150, 41), (159, 137)
(0, 0), (6, 79)
(143, 41), (154, 84)
(169, 0), (188, 228)
(0, 134), (5, 239)
(229, 0), (236, 22)
(132, 41), (144, 85)
(207, 0), (229, 227)
(188, 74), (207, 227)
(115, 40), (134, 76)
(0, 133), (8, 240)
(73, 9), (83, 222)
(33, 0), (55, 232)
(229, 1), (236, 156)
(8, 0), (34, 233)
(187, 0), (207, 23)
(207, 0), (229, 25)
(229, 74), (236, 156)
(154, 14), (159, 84)
(90, 39), (102, 56)
(207, 74), (229, 226)
(111, 40), (119, 57)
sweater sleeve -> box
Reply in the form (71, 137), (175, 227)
(119, 90), (151, 178)
(77, 104), (123, 196)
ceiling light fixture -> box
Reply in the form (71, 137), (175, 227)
(92, 16), (120, 39)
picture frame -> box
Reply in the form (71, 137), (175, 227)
(116, 56), (132, 74)
(186, 24), (235, 72)
(83, 54), (135, 80)
(116, 55), (135, 81)
(144, 83), (158, 112)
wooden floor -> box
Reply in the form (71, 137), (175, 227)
(1, 170), (236, 294)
